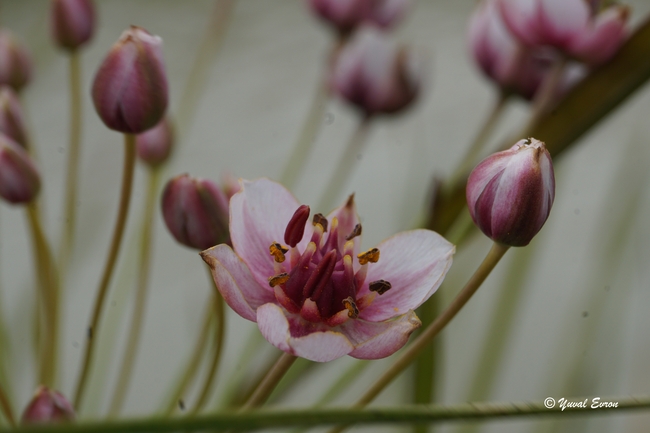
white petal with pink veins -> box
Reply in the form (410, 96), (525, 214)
(342, 310), (421, 359)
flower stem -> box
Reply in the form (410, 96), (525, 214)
(73, 134), (137, 411)
(25, 202), (60, 388)
(0, 381), (15, 427)
(107, 166), (161, 417)
(241, 352), (297, 409)
(326, 242), (510, 433)
(521, 56), (568, 137)
(58, 48), (83, 282)
(317, 117), (371, 212)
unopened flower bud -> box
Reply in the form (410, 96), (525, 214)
(50, 0), (96, 51)
(136, 116), (174, 167)
(0, 85), (28, 148)
(21, 386), (75, 424)
(161, 174), (230, 250)
(330, 26), (423, 115)
(0, 133), (40, 204)
(92, 26), (168, 133)
(308, 0), (410, 36)
(0, 30), (32, 92)
(466, 138), (555, 247)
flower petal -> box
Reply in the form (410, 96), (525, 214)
(200, 244), (275, 322)
(326, 193), (360, 252)
(341, 310), (421, 359)
(257, 303), (354, 362)
(358, 229), (454, 322)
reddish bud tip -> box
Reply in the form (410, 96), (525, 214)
(0, 85), (28, 148)
(0, 134), (40, 204)
(92, 26), (168, 133)
(466, 138), (555, 246)
(284, 204), (310, 247)
(161, 174), (230, 250)
(51, 0), (96, 50)
(0, 30), (32, 92)
(21, 386), (75, 424)
(136, 116), (174, 167)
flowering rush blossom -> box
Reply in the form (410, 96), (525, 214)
(201, 179), (454, 362)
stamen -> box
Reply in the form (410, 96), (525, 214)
(312, 213), (328, 232)
(345, 223), (362, 240)
(342, 296), (359, 319)
(369, 279), (392, 295)
(304, 250), (337, 300)
(269, 242), (289, 263)
(268, 273), (290, 287)
(358, 248), (380, 265)
(284, 205), (310, 247)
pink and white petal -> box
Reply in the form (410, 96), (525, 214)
(341, 311), (421, 359)
(229, 178), (310, 288)
(497, 0), (541, 46)
(537, 0), (589, 47)
(201, 244), (276, 322)
(568, 7), (628, 65)
(358, 230), (454, 322)
(257, 304), (354, 362)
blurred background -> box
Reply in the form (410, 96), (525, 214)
(1, 1), (650, 432)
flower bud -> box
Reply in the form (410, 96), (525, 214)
(136, 116), (174, 167)
(0, 85), (28, 148)
(329, 26), (423, 115)
(0, 30), (32, 92)
(91, 26), (168, 133)
(21, 386), (75, 424)
(308, 0), (410, 36)
(0, 133), (40, 204)
(161, 174), (230, 250)
(50, 0), (96, 50)
(466, 138), (555, 247)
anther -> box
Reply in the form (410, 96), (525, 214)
(342, 296), (359, 319)
(358, 248), (380, 265)
(345, 223), (362, 240)
(312, 213), (328, 232)
(284, 204), (310, 247)
(269, 242), (289, 263)
(268, 273), (290, 287)
(369, 279), (392, 295)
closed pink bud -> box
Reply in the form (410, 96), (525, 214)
(0, 133), (40, 204)
(161, 174), (230, 250)
(466, 138), (555, 247)
(50, 0), (96, 50)
(330, 26), (423, 115)
(21, 386), (75, 424)
(92, 26), (168, 134)
(0, 30), (32, 92)
(136, 116), (174, 167)
(308, 0), (410, 36)
(0, 85), (28, 148)
(568, 5), (629, 65)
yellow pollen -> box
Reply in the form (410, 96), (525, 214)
(269, 242), (289, 263)
(342, 296), (359, 319)
(268, 273), (290, 287)
(358, 248), (380, 265)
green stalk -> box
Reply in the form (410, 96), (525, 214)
(241, 352), (297, 409)
(0, 381), (15, 427)
(73, 134), (137, 411)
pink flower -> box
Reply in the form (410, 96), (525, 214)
(0, 30), (32, 93)
(21, 386), (75, 424)
(201, 179), (454, 362)
(308, 0), (411, 36)
(50, 0), (96, 50)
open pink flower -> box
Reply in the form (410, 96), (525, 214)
(201, 179), (454, 362)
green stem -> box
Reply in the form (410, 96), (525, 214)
(59, 49), (83, 282)
(73, 134), (137, 411)
(107, 167), (161, 416)
(1, 395), (649, 433)
(316, 117), (371, 212)
(327, 242), (510, 433)
(241, 352), (297, 409)
(0, 381), (15, 427)
(521, 56), (568, 138)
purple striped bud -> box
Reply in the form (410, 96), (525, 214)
(21, 386), (75, 424)
(91, 26), (168, 133)
(50, 0), (96, 50)
(466, 138), (555, 246)
(0, 133), (40, 204)
(161, 174), (230, 250)
(0, 85), (28, 148)
(308, 0), (410, 37)
(0, 30), (32, 92)
(136, 116), (174, 167)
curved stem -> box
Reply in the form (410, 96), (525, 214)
(521, 56), (568, 137)
(316, 117), (371, 212)
(107, 167), (160, 416)
(59, 49), (83, 282)
(0, 381), (15, 427)
(73, 134), (137, 411)
(241, 352), (297, 409)
(326, 242), (510, 433)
